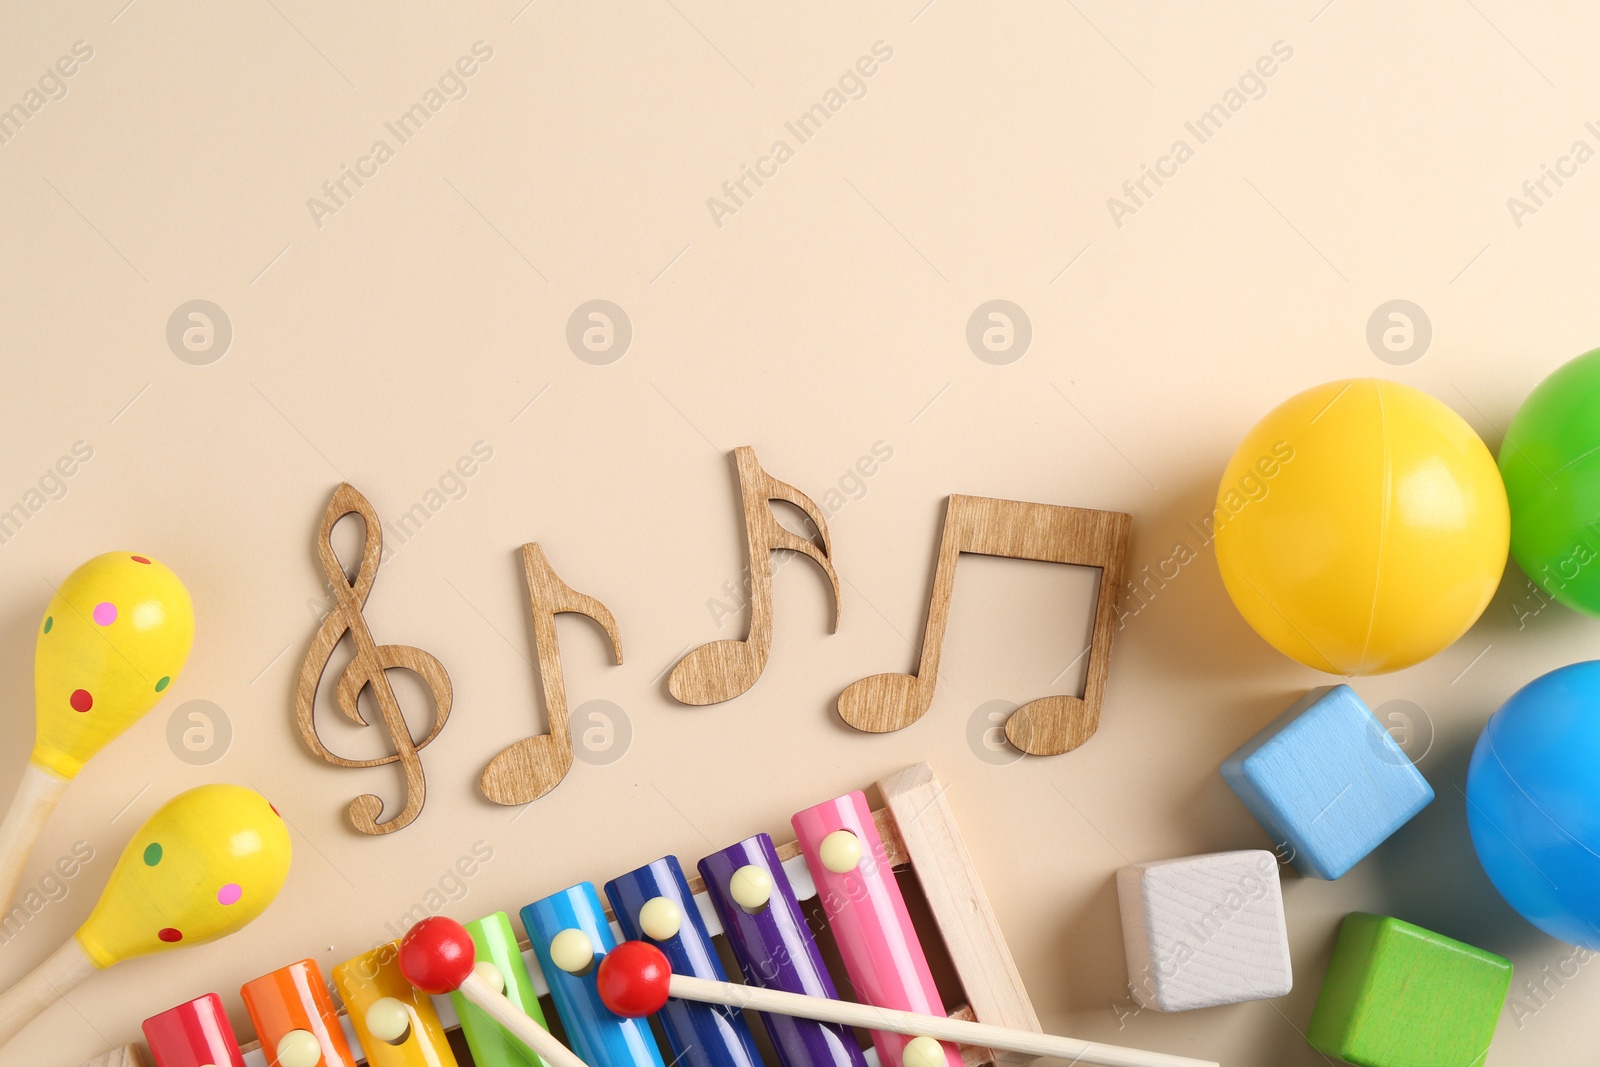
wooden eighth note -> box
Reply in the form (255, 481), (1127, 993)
(296, 483), (453, 835)
(668, 445), (841, 705)
(480, 543), (622, 805)
(837, 495), (1131, 756)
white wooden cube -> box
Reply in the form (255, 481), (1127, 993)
(1116, 849), (1292, 1011)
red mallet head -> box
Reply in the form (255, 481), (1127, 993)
(400, 916), (478, 995)
(596, 940), (673, 1017)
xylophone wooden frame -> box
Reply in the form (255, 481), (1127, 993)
(80, 763), (1040, 1067)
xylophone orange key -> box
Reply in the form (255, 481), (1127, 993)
(241, 959), (358, 1067)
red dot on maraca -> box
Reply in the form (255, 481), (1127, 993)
(399, 916), (476, 994)
(597, 941), (672, 1017)
(69, 689), (92, 713)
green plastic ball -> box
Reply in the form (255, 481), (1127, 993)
(1500, 348), (1600, 614)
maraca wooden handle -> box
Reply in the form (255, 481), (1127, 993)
(0, 938), (96, 1046)
(668, 974), (1221, 1067)
(0, 764), (69, 914)
(459, 969), (592, 1067)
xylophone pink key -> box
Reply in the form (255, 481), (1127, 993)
(793, 792), (963, 1067)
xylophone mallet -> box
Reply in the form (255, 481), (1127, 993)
(0, 553), (194, 912)
(0, 784), (289, 1049)
(399, 917), (592, 1067)
(595, 941), (1223, 1067)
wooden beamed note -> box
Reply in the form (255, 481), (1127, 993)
(296, 483), (454, 835)
(668, 446), (841, 705)
(838, 495), (1131, 756)
(480, 543), (622, 805)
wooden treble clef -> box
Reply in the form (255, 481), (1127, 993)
(295, 483), (453, 835)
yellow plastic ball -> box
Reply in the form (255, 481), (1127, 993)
(1215, 379), (1508, 675)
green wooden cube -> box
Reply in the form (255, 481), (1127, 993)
(1308, 913), (1512, 1067)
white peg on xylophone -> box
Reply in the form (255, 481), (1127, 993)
(727, 864), (773, 909)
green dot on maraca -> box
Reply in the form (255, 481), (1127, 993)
(143, 843), (162, 866)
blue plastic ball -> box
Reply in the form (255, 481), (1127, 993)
(1467, 661), (1600, 948)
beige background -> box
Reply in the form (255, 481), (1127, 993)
(2, 1), (1599, 1064)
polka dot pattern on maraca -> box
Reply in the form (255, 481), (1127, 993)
(75, 784), (290, 969)
(31, 551), (195, 779)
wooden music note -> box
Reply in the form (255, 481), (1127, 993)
(837, 495), (1130, 756)
(668, 446), (840, 705)
(295, 483), (453, 835)
(480, 543), (622, 805)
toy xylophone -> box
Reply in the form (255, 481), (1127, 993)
(85, 765), (1055, 1067)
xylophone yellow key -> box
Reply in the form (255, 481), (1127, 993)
(333, 942), (460, 1067)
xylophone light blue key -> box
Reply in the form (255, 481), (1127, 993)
(521, 882), (667, 1067)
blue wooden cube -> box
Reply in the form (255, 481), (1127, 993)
(1220, 685), (1433, 879)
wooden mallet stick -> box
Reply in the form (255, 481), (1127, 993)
(595, 940), (1219, 1067)
(400, 917), (592, 1067)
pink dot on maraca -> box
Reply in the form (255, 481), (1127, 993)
(399, 916), (476, 995)
(93, 602), (117, 625)
(217, 883), (242, 906)
(596, 940), (673, 1017)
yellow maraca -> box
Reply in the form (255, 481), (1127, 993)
(0, 553), (194, 910)
(0, 784), (291, 1046)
